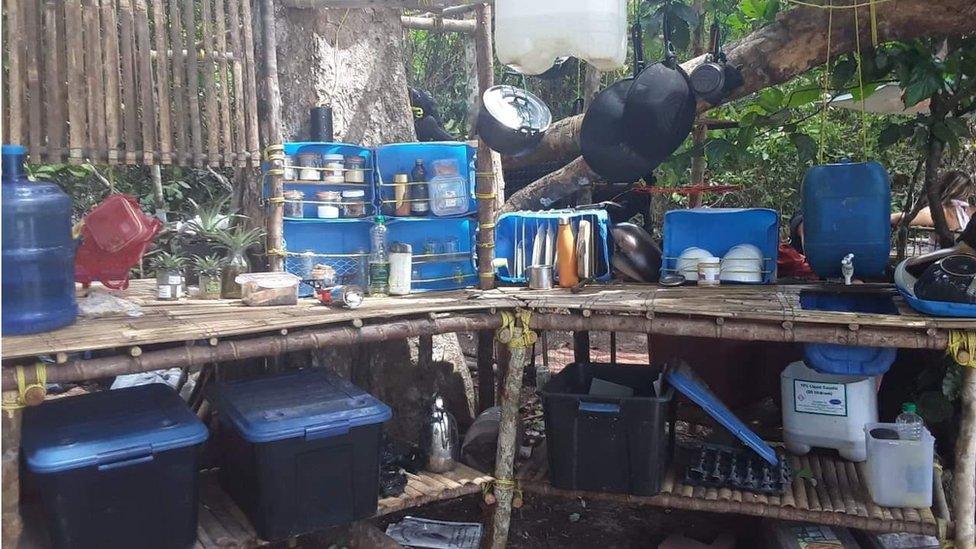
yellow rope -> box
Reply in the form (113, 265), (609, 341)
(265, 248), (288, 257)
(818, 0), (834, 164)
(495, 309), (537, 349)
(479, 222), (497, 230)
(475, 192), (497, 200)
(267, 196), (285, 204)
(2, 363), (47, 413)
(948, 330), (976, 368)
(853, 2), (869, 161)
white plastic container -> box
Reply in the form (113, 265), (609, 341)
(235, 272), (300, 306)
(388, 242), (412, 296)
(863, 422), (934, 508)
(781, 361), (878, 461)
(494, 0), (627, 75)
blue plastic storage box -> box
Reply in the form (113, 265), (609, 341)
(374, 142), (476, 218)
(495, 209), (612, 284)
(22, 384), (208, 549)
(209, 369), (392, 541)
(275, 142), (375, 219)
(387, 217), (478, 291)
(799, 290), (898, 375)
(802, 160), (891, 279)
(661, 208), (779, 284)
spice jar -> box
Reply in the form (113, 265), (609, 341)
(344, 156), (366, 184)
(283, 190), (304, 218)
(322, 153), (345, 184)
(296, 152), (321, 181)
(697, 257), (721, 287)
(393, 173), (411, 216)
(283, 155), (296, 180)
(341, 189), (366, 218)
(315, 190), (341, 219)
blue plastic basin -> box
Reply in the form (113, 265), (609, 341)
(799, 290), (898, 375)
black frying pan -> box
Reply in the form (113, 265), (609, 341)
(580, 77), (660, 183)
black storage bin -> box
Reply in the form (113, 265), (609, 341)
(209, 369), (392, 541)
(21, 384), (208, 549)
(541, 362), (674, 496)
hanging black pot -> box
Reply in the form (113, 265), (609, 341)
(580, 77), (660, 182)
(622, 8), (697, 162)
(476, 85), (552, 157)
(689, 23), (744, 106)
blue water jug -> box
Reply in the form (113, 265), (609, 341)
(2, 145), (77, 334)
(802, 160), (891, 278)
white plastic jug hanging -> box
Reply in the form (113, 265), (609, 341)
(494, 0), (628, 75)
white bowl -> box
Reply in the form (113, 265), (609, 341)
(677, 247), (716, 279)
(720, 243), (763, 283)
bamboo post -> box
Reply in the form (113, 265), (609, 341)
(490, 312), (533, 549)
(474, 3), (500, 289)
(1, 393), (23, 547)
(259, 0), (285, 271)
(954, 365), (976, 548)
(400, 15), (475, 34)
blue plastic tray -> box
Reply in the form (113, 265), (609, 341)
(662, 208), (779, 284)
(898, 286), (976, 318)
(374, 142), (476, 218)
(23, 384), (208, 474)
(666, 362), (778, 465)
(208, 369), (391, 444)
(495, 209), (612, 284)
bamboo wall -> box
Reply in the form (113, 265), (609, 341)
(2, 0), (261, 167)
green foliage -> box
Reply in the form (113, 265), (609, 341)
(192, 254), (226, 276)
(216, 225), (265, 256)
(151, 251), (186, 272)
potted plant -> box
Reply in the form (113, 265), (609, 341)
(152, 251), (187, 301)
(193, 254), (226, 300)
(180, 196), (237, 284)
(215, 225), (265, 299)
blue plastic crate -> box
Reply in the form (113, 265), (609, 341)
(282, 218), (372, 296)
(270, 142), (376, 219)
(495, 209), (612, 284)
(387, 217), (478, 291)
(661, 208), (779, 284)
(374, 142), (476, 218)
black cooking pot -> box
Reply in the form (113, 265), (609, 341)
(622, 15), (697, 162)
(689, 23), (744, 106)
(580, 78), (660, 182)
(611, 222), (662, 282)
(476, 85), (551, 157)
(914, 254), (976, 304)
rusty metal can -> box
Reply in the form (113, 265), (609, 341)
(318, 285), (364, 309)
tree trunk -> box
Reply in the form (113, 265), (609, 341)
(272, 5), (415, 145)
(503, 0), (976, 171)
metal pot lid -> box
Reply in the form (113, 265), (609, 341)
(482, 85), (552, 134)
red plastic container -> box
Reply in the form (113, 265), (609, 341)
(75, 194), (161, 289)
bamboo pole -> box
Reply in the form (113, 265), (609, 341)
(259, 0), (285, 270)
(226, 0), (248, 166)
(1, 314), (501, 389)
(240, 0), (261, 163)
(134, 0), (156, 164)
(5, 0), (25, 146)
(101, 0), (121, 163)
(42, 0), (63, 163)
(167, 0), (187, 163)
(83, 0), (106, 162)
(201, 0), (220, 163)
(151, 0), (173, 164)
(24, 0), (43, 158)
(214, 0), (234, 165)
(400, 15), (475, 34)
(65, 0), (87, 163)
(474, 2), (499, 290)
(954, 366), (976, 549)
(183, 0), (203, 164)
(489, 334), (529, 549)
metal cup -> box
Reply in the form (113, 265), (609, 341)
(526, 264), (553, 290)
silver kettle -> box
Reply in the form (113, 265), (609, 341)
(423, 394), (459, 473)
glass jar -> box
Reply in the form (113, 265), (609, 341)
(322, 153), (345, 184)
(344, 156), (366, 184)
(156, 269), (184, 300)
(393, 173), (411, 217)
(283, 154), (296, 180)
(198, 272), (222, 299)
(221, 251), (250, 299)
(283, 190), (304, 218)
(315, 190), (341, 219)
(341, 189), (367, 218)
(296, 152), (322, 181)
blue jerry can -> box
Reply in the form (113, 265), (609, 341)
(802, 160), (891, 278)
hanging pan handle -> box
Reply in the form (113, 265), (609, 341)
(662, 0), (677, 66)
(631, 21), (645, 77)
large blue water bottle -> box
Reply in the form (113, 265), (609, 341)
(802, 160), (891, 278)
(2, 145), (77, 334)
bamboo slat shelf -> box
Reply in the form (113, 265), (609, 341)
(194, 463), (492, 548)
(517, 443), (945, 537)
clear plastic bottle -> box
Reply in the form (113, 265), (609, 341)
(368, 216), (390, 296)
(895, 402), (925, 441)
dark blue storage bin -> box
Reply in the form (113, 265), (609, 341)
(802, 160), (891, 278)
(661, 208), (779, 284)
(209, 369), (392, 541)
(375, 142), (476, 218)
(495, 209), (612, 284)
(22, 384), (208, 549)
(387, 217), (478, 291)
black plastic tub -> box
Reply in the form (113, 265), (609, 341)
(209, 369), (392, 541)
(541, 362), (675, 496)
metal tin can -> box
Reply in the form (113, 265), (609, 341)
(319, 285), (364, 308)
(697, 258), (721, 287)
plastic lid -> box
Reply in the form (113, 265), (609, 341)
(666, 362), (779, 465)
(902, 402), (917, 413)
(342, 189), (365, 198)
(482, 85), (552, 133)
(208, 369), (391, 443)
(2, 144), (26, 155)
(22, 384), (208, 474)
(234, 271), (300, 288)
(558, 217), (571, 226)
(374, 215), (386, 224)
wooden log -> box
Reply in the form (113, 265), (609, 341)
(225, 0), (248, 166)
(151, 0), (173, 164)
(200, 0), (221, 165)
(1, 393), (23, 547)
(5, 0), (25, 146)
(474, 2), (499, 288)
(101, 0), (122, 163)
(118, 0), (139, 163)
(259, 0), (284, 269)
(1, 314), (502, 388)
(168, 0), (187, 163)
(477, 330), (495, 412)
(83, 0), (106, 162)
(183, 0), (203, 164)
(65, 0), (88, 163)
(24, 0), (43, 158)
(954, 365), (976, 549)
(400, 15), (475, 34)
(489, 342), (529, 549)
(240, 0), (260, 162)
(214, 0), (234, 165)
(133, 0), (156, 164)
(43, 0), (63, 163)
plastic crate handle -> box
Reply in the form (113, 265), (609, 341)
(578, 401), (621, 414)
(96, 444), (154, 471)
(305, 420), (351, 440)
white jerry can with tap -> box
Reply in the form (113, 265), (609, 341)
(494, 0), (628, 75)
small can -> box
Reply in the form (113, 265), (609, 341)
(697, 258), (721, 287)
(319, 285), (364, 309)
